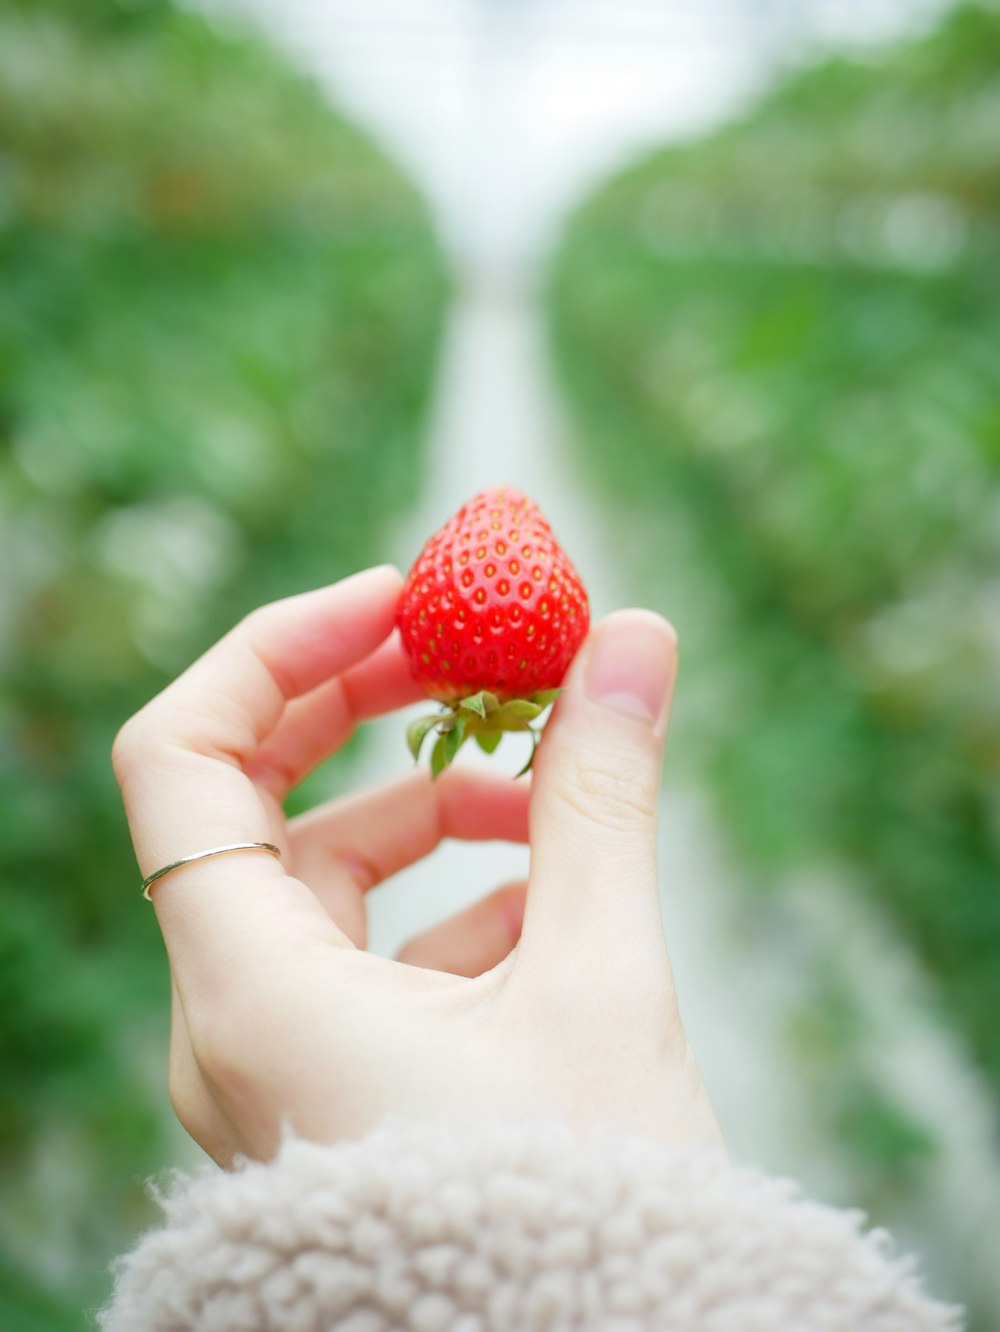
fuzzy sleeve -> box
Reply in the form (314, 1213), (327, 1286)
(100, 1118), (961, 1332)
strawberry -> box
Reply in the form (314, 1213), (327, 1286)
(396, 486), (590, 776)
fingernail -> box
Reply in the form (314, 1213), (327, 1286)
(584, 613), (675, 728)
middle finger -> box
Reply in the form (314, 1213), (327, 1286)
(287, 767), (531, 929)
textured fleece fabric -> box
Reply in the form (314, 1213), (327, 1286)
(101, 1119), (961, 1331)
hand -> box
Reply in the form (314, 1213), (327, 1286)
(113, 565), (723, 1165)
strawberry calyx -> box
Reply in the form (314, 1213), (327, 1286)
(407, 688), (563, 779)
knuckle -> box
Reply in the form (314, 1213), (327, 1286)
(238, 604), (268, 639)
(110, 713), (151, 784)
(111, 707), (177, 782)
(239, 602), (284, 656)
(553, 744), (658, 833)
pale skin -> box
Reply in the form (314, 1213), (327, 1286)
(113, 564), (723, 1166)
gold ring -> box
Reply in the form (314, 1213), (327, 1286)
(141, 842), (282, 900)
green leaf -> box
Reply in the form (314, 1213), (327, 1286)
(459, 691), (489, 719)
(514, 731), (539, 778)
(430, 733), (449, 779)
(475, 729), (503, 755)
(492, 699), (542, 729)
(406, 714), (440, 762)
(443, 717), (467, 764)
(532, 688), (563, 709)
(503, 700), (543, 718)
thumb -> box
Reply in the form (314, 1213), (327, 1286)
(523, 609), (677, 957)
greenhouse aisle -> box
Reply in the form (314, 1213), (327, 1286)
(201, 0), (1000, 1313)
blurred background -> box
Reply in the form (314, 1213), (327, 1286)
(1, 0), (998, 1327)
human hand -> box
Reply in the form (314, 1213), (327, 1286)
(113, 565), (723, 1165)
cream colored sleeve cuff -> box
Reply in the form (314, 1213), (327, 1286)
(100, 1118), (961, 1331)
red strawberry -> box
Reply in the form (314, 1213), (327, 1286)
(396, 486), (590, 775)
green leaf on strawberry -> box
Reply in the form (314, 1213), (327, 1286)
(532, 688), (563, 710)
(443, 718), (467, 764)
(514, 731), (539, 779)
(406, 714), (440, 763)
(459, 690), (498, 720)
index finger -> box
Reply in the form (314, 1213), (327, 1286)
(112, 565), (403, 967)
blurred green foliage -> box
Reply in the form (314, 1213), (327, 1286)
(0, 0), (446, 1321)
(549, 0), (998, 1313)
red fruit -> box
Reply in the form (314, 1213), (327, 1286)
(396, 486), (590, 775)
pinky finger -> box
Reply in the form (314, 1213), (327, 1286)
(396, 881), (526, 978)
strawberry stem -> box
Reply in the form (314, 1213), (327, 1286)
(407, 687), (563, 778)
